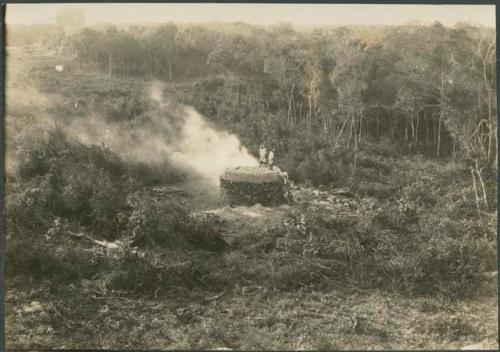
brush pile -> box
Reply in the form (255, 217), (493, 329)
(220, 166), (288, 205)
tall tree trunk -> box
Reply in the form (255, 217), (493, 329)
(351, 111), (358, 181)
(409, 115), (415, 151)
(335, 118), (349, 147)
(471, 166), (481, 216)
(358, 107), (364, 144)
(415, 108), (420, 145)
(486, 90), (493, 162)
(307, 96), (312, 130)
(287, 84), (295, 127)
(437, 111), (443, 157)
(437, 72), (445, 157)
(432, 115), (437, 151)
(494, 125), (498, 170)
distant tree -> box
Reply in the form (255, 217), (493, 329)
(265, 24), (308, 127)
(151, 24), (178, 80)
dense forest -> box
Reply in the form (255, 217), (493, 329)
(11, 22), (497, 175)
(5, 20), (497, 349)
(61, 23), (497, 167)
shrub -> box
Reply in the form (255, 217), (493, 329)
(276, 198), (496, 296)
(412, 233), (495, 296)
(104, 250), (160, 292)
(124, 191), (190, 248)
(6, 123), (203, 285)
(184, 213), (227, 252)
(5, 183), (53, 238)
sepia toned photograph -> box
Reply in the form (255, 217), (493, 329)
(3, 2), (498, 350)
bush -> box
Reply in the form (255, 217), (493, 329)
(355, 180), (396, 199)
(124, 191), (190, 248)
(6, 183), (53, 238)
(275, 199), (496, 296)
(412, 232), (495, 295)
(104, 250), (160, 292)
(5, 215), (105, 281)
(293, 147), (351, 187)
(184, 213), (227, 252)
(6, 123), (207, 285)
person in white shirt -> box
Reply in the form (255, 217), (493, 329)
(268, 147), (275, 170)
(259, 144), (267, 167)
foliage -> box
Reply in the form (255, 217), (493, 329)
(277, 200), (495, 296)
(60, 22), (496, 170)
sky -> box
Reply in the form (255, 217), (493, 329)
(6, 3), (496, 28)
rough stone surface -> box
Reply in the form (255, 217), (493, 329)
(220, 166), (288, 205)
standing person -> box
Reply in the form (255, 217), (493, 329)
(259, 144), (267, 167)
(268, 147), (275, 170)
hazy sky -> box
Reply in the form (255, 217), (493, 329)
(6, 3), (496, 28)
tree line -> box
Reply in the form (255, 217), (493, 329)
(63, 22), (496, 169)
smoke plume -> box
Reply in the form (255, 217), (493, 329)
(66, 81), (258, 186)
(7, 74), (257, 189)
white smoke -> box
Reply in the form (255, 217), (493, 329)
(66, 81), (257, 187)
(173, 107), (257, 183)
(8, 79), (257, 187)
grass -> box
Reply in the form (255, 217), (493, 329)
(6, 274), (497, 350)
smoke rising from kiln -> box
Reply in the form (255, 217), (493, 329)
(150, 81), (258, 184)
(67, 81), (257, 186)
(8, 79), (257, 187)
(173, 107), (258, 182)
